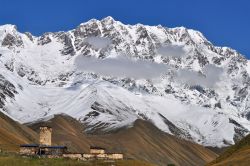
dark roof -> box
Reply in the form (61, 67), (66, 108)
(40, 146), (67, 149)
(20, 144), (39, 147)
(20, 144), (67, 149)
(90, 146), (105, 150)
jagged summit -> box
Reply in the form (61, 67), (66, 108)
(101, 16), (116, 22)
(0, 18), (250, 147)
(0, 24), (17, 31)
(0, 18), (243, 59)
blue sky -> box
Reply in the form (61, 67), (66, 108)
(0, 0), (249, 58)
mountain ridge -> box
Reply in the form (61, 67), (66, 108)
(0, 16), (250, 147)
(28, 114), (217, 166)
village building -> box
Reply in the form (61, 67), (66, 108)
(38, 145), (67, 155)
(20, 144), (39, 155)
(90, 146), (105, 154)
(83, 146), (123, 160)
(63, 146), (123, 160)
(20, 126), (67, 156)
(39, 126), (52, 146)
(20, 126), (123, 160)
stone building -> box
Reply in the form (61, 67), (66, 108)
(39, 126), (52, 146)
(107, 153), (124, 160)
(20, 144), (39, 155)
(20, 127), (123, 160)
(87, 146), (123, 160)
(63, 146), (123, 160)
(38, 145), (67, 155)
(90, 146), (105, 154)
(62, 153), (83, 160)
(20, 126), (67, 156)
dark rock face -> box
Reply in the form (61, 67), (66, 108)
(245, 111), (250, 121)
(73, 21), (102, 54)
(190, 85), (206, 94)
(0, 74), (17, 108)
(4, 60), (14, 72)
(85, 111), (100, 118)
(16, 65), (43, 85)
(214, 102), (222, 109)
(74, 21), (102, 38)
(229, 118), (249, 142)
(55, 32), (75, 55)
(25, 32), (33, 41)
(197, 54), (209, 67)
(158, 113), (192, 140)
(90, 101), (112, 114)
(58, 72), (73, 82)
(38, 34), (52, 45)
(2, 34), (15, 46)
(2, 33), (23, 47)
(212, 57), (225, 65)
(237, 87), (248, 101)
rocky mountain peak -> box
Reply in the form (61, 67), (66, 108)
(0, 24), (18, 33)
(0, 18), (249, 147)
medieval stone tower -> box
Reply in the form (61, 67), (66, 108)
(39, 126), (52, 146)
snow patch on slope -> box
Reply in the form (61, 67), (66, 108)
(1, 17), (250, 147)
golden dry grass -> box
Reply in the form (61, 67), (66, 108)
(29, 115), (217, 166)
(208, 134), (250, 166)
(0, 112), (38, 151)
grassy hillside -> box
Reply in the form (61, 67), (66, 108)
(28, 114), (217, 166)
(0, 152), (155, 166)
(208, 134), (250, 166)
(0, 112), (38, 151)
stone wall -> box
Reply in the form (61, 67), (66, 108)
(90, 149), (105, 154)
(82, 153), (95, 159)
(62, 153), (123, 160)
(63, 153), (83, 159)
(39, 127), (52, 146)
(20, 147), (38, 155)
(107, 153), (123, 160)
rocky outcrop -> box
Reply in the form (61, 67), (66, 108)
(0, 74), (17, 108)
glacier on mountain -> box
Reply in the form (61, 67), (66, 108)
(0, 17), (250, 147)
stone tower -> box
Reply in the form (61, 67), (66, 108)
(39, 126), (52, 146)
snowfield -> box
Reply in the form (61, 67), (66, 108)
(0, 17), (250, 147)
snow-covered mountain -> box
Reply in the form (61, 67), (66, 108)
(1, 16), (250, 147)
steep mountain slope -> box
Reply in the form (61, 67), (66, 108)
(208, 134), (250, 166)
(28, 114), (217, 166)
(0, 17), (250, 147)
(0, 112), (38, 151)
